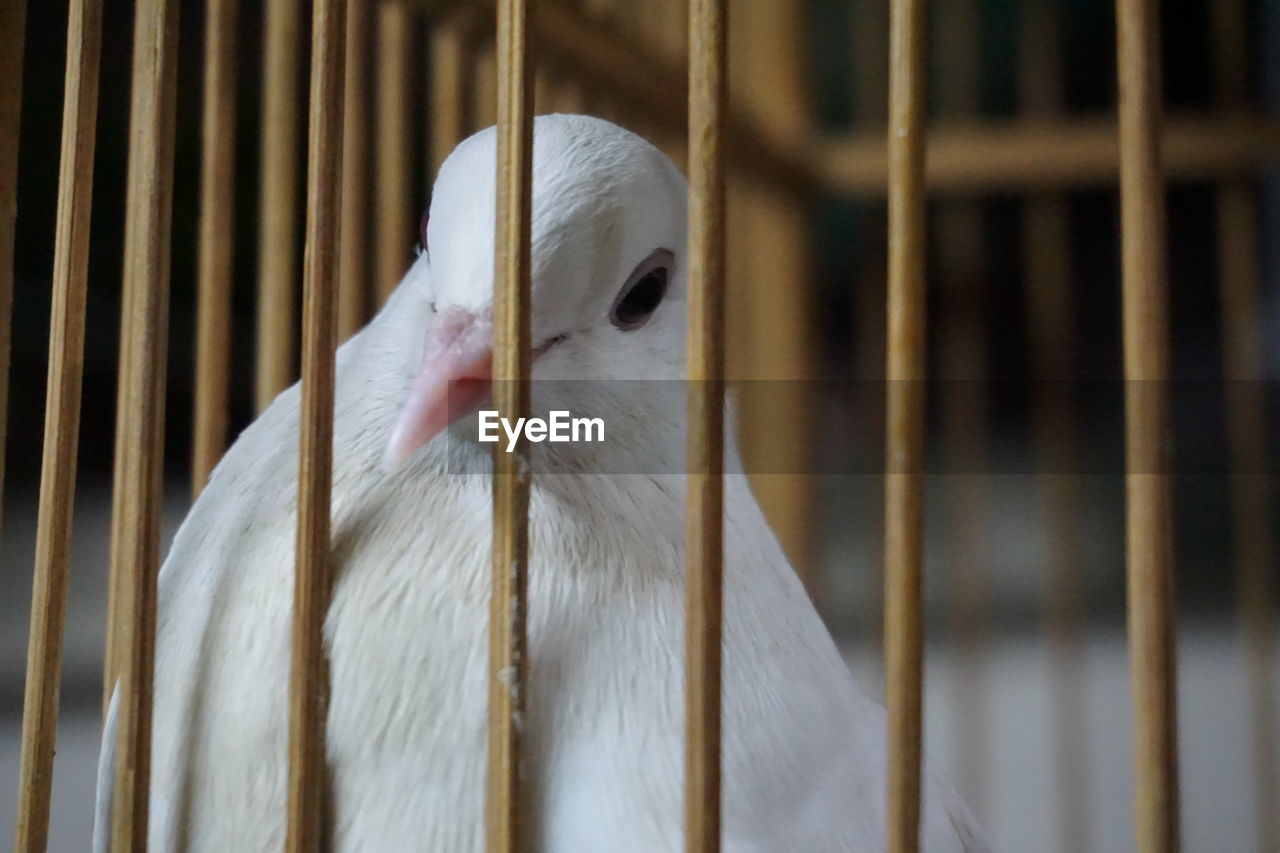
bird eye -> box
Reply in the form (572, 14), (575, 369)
(610, 249), (674, 331)
(416, 210), (430, 256)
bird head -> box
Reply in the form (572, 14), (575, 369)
(384, 114), (689, 468)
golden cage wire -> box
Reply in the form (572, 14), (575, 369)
(1, 0), (1276, 852)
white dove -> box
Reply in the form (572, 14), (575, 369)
(94, 114), (986, 852)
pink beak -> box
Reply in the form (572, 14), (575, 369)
(384, 307), (494, 469)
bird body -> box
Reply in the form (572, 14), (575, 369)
(95, 115), (984, 852)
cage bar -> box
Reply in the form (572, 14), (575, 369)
(817, 114), (1280, 195)
(884, 0), (928, 850)
(256, 0), (301, 413)
(286, 1), (346, 850)
(495, 0), (809, 195)
(338, 0), (371, 341)
(105, 1), (181, 848)
(486, 1), (533, 850)
(542, 0), (676, 120)
(1115, 1), (1181, 851)
(10, 1), (1277, 849)
(684, 1), (726, 850)
(375, 0), (413, 305)
(12, 1), (100, 849)
(192, 0), (239, 495)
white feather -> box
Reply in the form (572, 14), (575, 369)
(94, 115), (987, 851)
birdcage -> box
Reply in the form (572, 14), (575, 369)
(1, 1), (1276, 851)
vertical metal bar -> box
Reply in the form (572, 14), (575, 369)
(256, 0), (301, 413)
(287, 1), (346, 850)
(884, 0), (928, 851)
(487, 1), (532, 851)
(1019, 4), (1087, 852)
(192, 0), (239, 496)
(1208, 5), (1277, 851)
(685, 0), (725, 850)
(108, 0), (181, 848)
(0, 0), (24, 547)
(339, 0), (370, 341)
(13, 1), (100, 849)
(375, 0), (412, 304)
(1115, 1), (1180, 851)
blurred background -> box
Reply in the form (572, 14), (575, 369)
(1, 0), (1278, 850)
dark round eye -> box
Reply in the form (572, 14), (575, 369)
(418, 210), (430, 254)
(610, 249), (674, 331)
